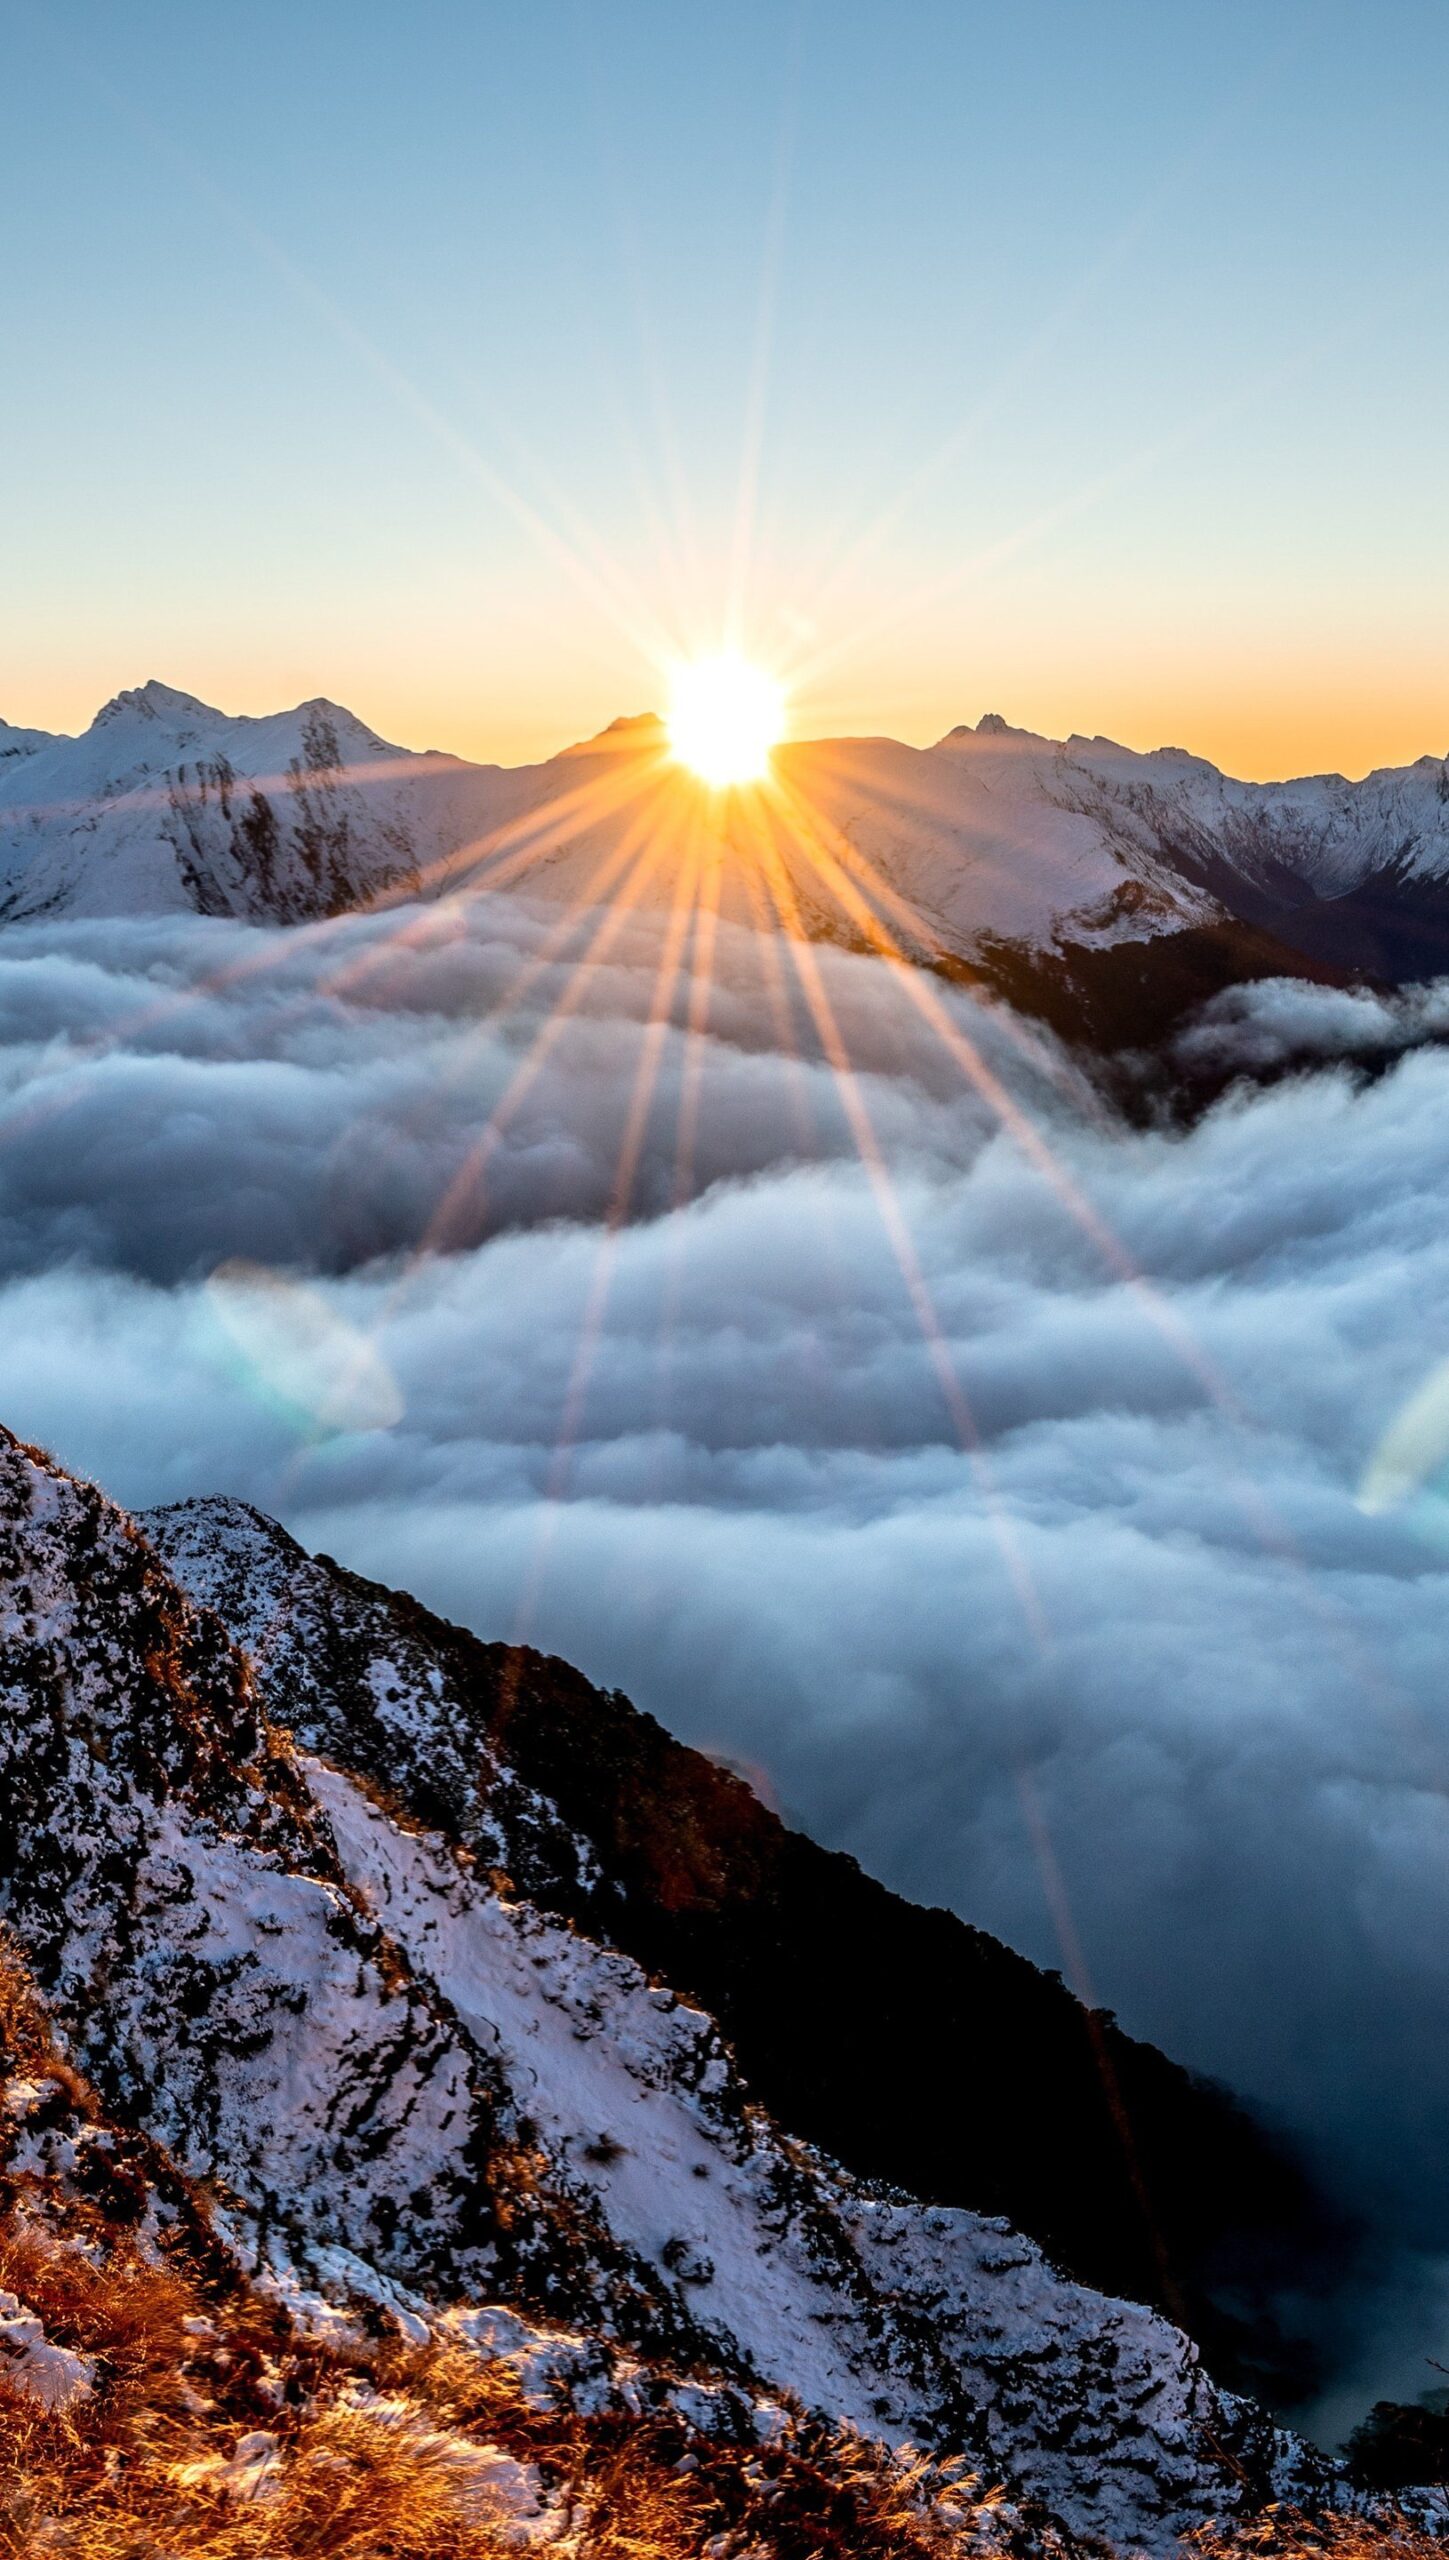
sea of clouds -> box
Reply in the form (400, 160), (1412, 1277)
(5, 897), (1449, 2429)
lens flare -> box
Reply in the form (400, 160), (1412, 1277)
(1359, 1355), (1449, 1514)
(203, 1259), (403, 1439)
(666, 654), (785, 787)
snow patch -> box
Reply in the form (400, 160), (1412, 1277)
(0, 2290), (93, 2410)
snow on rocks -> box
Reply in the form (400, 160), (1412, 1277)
(305, 1758), (1325, 2550)
(141, 1493), (602, 1905)
(0, 685), (432, 925)
(933, 717), (1449, 906)
(172, 2428), (286, 2503)
(0, 2290), (93, 2410)
(0, 1424), (1339, 2549)
(0, 1432), (511, 2304)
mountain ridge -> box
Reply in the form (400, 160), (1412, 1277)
(5, 685), (1449, 1054)
(141, 1490), (1346, 2410)
(7, 685), (1444, 794)
(0, 1423), (1360, 2548)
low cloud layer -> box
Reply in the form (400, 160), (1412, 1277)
(6, 910), (1449, 2427)
(0, 904), (1082, 1281)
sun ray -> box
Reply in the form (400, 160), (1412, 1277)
(403, 790), (682, 1265)
(762, 762), (1239, 1410)
(322, 796), (690, 1276)
(767, 747), (1093, 1095)
(313, 742), (674, 1010)
(736, 789), (1052, 1647)
(723, 17), (803, 656)
(735, 842), (822, 1159)
(552, 823), (705, 1450)
(765, 794), (1332, 1614)
(667, 828), (729, 1211)
(650, 849), (725, 1461)
(507, 817), (707, 1643)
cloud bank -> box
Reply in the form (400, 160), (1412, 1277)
(6, 908), (1449, 2427)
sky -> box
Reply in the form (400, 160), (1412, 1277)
(5, 0), (1449, 778)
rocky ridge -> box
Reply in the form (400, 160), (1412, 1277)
(142, 1493), (1343, 2409)
(0, 1424), (1351, 2550)
(0, 685), (430, 925)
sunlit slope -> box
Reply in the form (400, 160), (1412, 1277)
(0, 687), (1177, 951)
(8, 684), (1449, 1025)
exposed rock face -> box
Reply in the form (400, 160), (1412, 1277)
(0, 1433), (511, 2301)
(0, 1424), (1348, 2547)
(0, 684), (431, 924)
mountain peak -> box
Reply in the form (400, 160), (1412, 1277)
(561, 710), (668, 760)
(935, 712), (1034, 747)
(295, 692), (361, 725)
(92, 678), (218, 730)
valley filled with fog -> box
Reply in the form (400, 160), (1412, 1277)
(6, 894), (1449, 2427)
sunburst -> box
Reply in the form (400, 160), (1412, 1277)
(666, 653), (785, 787)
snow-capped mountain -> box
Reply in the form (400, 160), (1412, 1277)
(8, 683), (1449, 1047)
(0, 683), (438, 924)
(0, 715), (55, 770)
(935, 716), (1449, 986)
(0, 679), (619, 929)
(0, 683), (1234, 977)
(0, 1424), (1351, 2549)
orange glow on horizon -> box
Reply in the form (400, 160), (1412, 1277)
(6, 639), (1448, 790)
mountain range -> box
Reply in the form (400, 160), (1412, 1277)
(7, 682), (1449, 1053)
(0, 1424), (1396, 2552)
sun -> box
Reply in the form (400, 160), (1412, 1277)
(666, 654), (785, 788)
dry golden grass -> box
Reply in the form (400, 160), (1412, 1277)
(0, 2392), (537, 2557)
(0, 2225), (197, 2395)
(1191, 2507), (1449, 2560)
(0, 2197), (1031, 2560)
(2, 1940), (1436, 2560)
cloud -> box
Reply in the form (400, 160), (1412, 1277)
(0, 904), (1079, 1282)
(1170, 972), (1449, 1081)
(7, 905), (1449, 2424)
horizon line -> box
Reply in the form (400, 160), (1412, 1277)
(5, 674), (1448, 795)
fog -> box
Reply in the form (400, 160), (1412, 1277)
(6, 904), (1449, 2431)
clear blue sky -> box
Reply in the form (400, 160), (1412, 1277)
(5, 0), (1449, 774)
